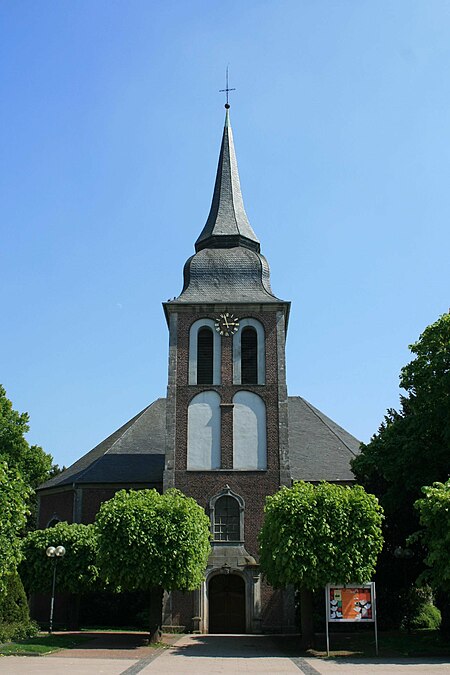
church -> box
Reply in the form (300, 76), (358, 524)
(37, 104), (360, 633)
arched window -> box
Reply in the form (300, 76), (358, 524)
(233, 391), (267, 470)
(233, 318), (265, 385)
(46, 516), (61, 528)
(210, 488), (244, 542)
(187, 391), (221, 470)
(197, 327), (213, 384)
(241, 327), (258, 384)
(189, 319), (221, 385)
(213, 496), (240, 541)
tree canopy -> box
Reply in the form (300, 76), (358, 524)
(259, 481), (383, 591)
(352, 312), (450, 541)
(0, 384), (55, 490)
(20, 521), (99, 595)
(351, 312), (450, 628)
(95, 488), (211, 592)
(0, 385), (60, 531)
(0, 462), (31, 595)
(412, 479), (450, 595)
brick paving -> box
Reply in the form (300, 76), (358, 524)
(1, 633), (450, 674)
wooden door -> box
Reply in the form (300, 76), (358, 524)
(209, 574), (246, 633)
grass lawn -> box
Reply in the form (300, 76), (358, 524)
(309, 629), (450, 658)
(0, 633), (94, 656)
(276, 629), (450, 659)
(0, 629), (171, 657)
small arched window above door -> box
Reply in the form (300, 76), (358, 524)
(210, 488), (244, 542)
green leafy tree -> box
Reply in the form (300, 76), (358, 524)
(412, 479), (450, 596)
(0, 385), (56, 488)
(0, 462), (31, 595)
(20, 521), (99, 596)
(352, 312), (450, 628)
(95, 488), (211, 642)
(0, 385), (61, 529)
(259, 481), (383, 646)
(0, 571), (38, 643)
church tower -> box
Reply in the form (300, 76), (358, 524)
(36, 101), (360, 633)
(163, 105), (294, 633)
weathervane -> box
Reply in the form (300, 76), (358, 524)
(219, 66), (235, 108)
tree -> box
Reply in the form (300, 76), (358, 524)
(0, 571), (38, 643)
(0, 385), (60, 529)
(258, 481), (383, 646)
(0, 462), (31, 595)
(411, 479), (450, 632)
(0, 385), (55, 488)
(352, 312), (450, 628)
(20, 521), (100, 596)
(95, 488), (211, 642)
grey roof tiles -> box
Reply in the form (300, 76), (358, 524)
(172, 109), (285, 305)
(39, 396), (359, 490)
(195, 109), (260, 253)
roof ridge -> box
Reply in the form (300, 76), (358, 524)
(299, 397), (359, 458)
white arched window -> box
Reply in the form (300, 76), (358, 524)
(187, 391), (221, 470)
(233, 318), (265, 385)
(232, 391), (267, 470)
(189, 319), (221, 385)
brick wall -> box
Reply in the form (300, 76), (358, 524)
(169, 308), (288, 631)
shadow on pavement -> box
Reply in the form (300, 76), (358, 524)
(167, 634), (296, 659)
(53, 631), (152, 650)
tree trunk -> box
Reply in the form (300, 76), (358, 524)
(149, 586), (164, 643)
(299, 587), (315, 649)
(67, 593), (80, 630)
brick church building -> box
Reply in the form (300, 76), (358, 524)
(37, 105), (359, 633)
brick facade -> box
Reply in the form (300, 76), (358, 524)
(163, 303), (293, 632)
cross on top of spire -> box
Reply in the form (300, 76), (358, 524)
(219, 66), (235, 108)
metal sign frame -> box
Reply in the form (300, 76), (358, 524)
(325, 582), (378, 656)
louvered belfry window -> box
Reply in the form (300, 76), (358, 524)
(214, 496), (240, 541)
(241, 327), (258, 384)
(197, 327), (214, 384)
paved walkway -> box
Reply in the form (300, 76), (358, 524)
(1, 633), (450, 674)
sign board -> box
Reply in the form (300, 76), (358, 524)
(325, 583), (378, 656)
(326, 583), (375, 623)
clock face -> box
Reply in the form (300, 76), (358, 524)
(215, 312), (240, 336)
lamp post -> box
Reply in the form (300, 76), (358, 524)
(46, 545), (66, 634)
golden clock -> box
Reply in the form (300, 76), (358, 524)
(215, 312), (240, 336)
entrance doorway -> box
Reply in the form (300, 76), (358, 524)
(208, 573), (246, 633)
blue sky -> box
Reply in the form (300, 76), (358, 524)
(2, 1), (449, 468)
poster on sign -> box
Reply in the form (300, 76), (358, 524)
(327, 584), (374, 622)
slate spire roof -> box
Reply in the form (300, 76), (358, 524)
(169, 107), (286, 306)
(195, 107), (260, 253)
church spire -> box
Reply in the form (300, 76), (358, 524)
(195, 106), (260, 253)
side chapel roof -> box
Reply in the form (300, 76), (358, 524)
(39, 397), (359, 491)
